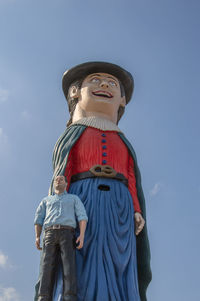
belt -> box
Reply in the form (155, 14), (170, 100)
(71, 165), (128, 187)
(45, 225), (75, 232)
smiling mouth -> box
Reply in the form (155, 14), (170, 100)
(92, 90), (113, 98)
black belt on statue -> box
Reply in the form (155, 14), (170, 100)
(71, 165), (128, 187)
(45, 225), (75, 232)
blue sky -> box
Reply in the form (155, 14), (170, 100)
(0, 0), (200, 300)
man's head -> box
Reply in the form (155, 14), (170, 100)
(53, 175), (67, 193)
(62, 62), (134, 125)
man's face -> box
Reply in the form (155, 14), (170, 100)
(74, 73), (126, 122)
(54, 175), (67, 191)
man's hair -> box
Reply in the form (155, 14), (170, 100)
(54, 175), (67, 183)
(66, 77), (125, 126)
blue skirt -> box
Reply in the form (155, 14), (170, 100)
(53, 178), (140, 301)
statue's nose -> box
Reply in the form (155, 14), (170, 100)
(100, 80), (109, 88)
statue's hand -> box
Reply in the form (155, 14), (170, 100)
(134, 212), (145, 235)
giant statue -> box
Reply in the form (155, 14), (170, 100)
(35, 61), (152, 301)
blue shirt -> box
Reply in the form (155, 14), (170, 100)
(34, 191), (88, 229)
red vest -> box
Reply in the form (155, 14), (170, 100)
(65, 127), (141, 213)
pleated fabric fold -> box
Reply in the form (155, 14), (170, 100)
(53, 178), (141, 301)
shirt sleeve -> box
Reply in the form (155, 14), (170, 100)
(34, 199), (46, 226)
(128, 155), (142, 213)
(74, 196), (88, 222)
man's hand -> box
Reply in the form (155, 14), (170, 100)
(76, 235), (84, 249)
(35, 237), (42, 250)
(76, 220), (87, 249)
(134, 212), (145, 235)
(35, 224), (42, 250)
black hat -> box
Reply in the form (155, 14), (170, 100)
(62, 61), (134, 104)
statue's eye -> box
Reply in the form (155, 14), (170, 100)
(109, 80), (117, 87)
(91, 77), (100, 83)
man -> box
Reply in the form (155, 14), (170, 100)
(35, 61), (151, 301)
(34, 175), (88, 301)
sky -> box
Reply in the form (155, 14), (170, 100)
(0, 0), (200, 300)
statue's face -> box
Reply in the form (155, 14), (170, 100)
(75, 73), (126, 122)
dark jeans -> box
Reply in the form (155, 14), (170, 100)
(38, 228), (77, 301)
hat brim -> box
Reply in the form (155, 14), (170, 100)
(62, 61), (134, 104)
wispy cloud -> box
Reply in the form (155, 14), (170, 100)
(149, 182), (163, 196)
(0, 0), (16, 4)
(0, 128), (8, 148)
(0, 128), (10, 158)
(0, 251), (8, 269)
(0, 286), (20, 301)
(21, 110), (31, 120)
(0, 250), (15, 270)
(0, 88), (9, 103)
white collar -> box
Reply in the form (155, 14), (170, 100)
(70, 116), (122, 133)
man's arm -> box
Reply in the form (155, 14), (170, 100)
(35, 224), (42, 250)
(74, 195), (88, 249)
(76, 220), (87, 249)
(34, 199), (46, 250)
